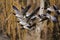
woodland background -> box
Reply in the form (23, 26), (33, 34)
(0, 0), (60, 40)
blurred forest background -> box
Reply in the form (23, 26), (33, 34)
(0, 0), (60, 40)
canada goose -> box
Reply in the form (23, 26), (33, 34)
(27, 7), (40, 22)
(38, 13), (57, 22)
(53, 5), (60, 15)
(13, 6), (23, 18)
(13, 5), (30, 29)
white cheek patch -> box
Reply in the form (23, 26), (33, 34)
(19, 21), (26, 25)
(15, 14), (21, 17)
(58, 10), (60, 12)
(47, 7), (54, 12)
(26, 12), (31, 17)
(39, 18), (42, 21)
(23, 16), (26, 18)
(58, 10), (60, 14)
(31, 16), (36, 19)
(23, 26), (29, 30)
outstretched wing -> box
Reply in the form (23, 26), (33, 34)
(27, 7), (40, 22)
(46, 13), (57, 22)
(53, 5), (60, 15)
(38, 13), (57, 22)
(21, 5), (31, 16)
(13, 6), (23, 18)
(53, 5), (58, 10)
